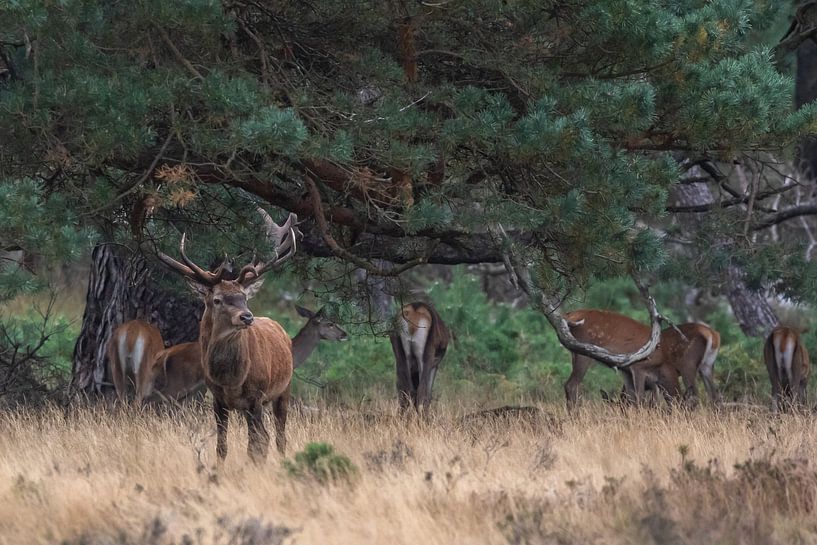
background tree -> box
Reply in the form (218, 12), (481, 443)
(2, 1), (817, 393)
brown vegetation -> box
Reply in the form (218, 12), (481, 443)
(2, 403), (817, 545)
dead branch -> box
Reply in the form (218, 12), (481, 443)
(495, 226), (663, 367)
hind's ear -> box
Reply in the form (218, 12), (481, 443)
(295, 305), (314, 318)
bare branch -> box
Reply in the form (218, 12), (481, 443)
(666, 182), (798, 213)
(155, 25), (203, 79)
(495, 226), (662, 367)
(751, 204), (817, 231)
(306, 177), (435, 276)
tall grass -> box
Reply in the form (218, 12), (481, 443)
(2, 402), (817, 544)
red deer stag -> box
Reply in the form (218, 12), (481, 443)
(106, 319), (165, 403)
(764, 326), (810, 412)
(157, 212), (300, 463)
(390, 302), (450, 413)
(144, 306), (348, 403)
(564, 309), (720, 408)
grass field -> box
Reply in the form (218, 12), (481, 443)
(2, 401), (817, 545)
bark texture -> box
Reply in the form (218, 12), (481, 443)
(671, 181), (779, 338)
(71, 244), (202, 395)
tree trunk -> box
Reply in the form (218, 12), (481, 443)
(353, 259), (395, 323)
(796, 39), (817, 180)
(70, 244), (202, 395)
(671, 180), (779, 337)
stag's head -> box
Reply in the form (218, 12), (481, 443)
(157, 212), (301, 331)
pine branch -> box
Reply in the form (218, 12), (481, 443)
(155, 25), (203, 79)
(305, 176), (436, 276)
(751, 204), (817, 231)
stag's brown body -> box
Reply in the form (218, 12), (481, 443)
(157, 212), (300, 463)
(764, 326), (810, 412)
(106, 319), (165, 403)
(390, 302), (450, 413)
(144, 306), (347, 406)
(201, 314), (292, 408)
(564, 309), (720, 407)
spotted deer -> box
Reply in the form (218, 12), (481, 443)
(146, 342), (206, 403)
(564, 309), (720, 408)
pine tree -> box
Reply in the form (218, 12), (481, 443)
(1, 1), (815, 390)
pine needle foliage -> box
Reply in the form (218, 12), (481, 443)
(0, 0), (814, 303)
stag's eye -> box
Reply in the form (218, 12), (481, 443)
(213, 298), (222, 305)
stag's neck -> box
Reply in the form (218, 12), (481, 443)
(199, 308), (214, 354)
(291, 326), (320, 368)
(202, 323), (250, 387)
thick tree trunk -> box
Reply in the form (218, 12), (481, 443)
(671, 181), (779, 338)
(70, 244), (202, 395)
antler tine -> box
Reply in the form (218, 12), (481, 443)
(178, 233), (222, 286)
(257, 206), (276, 238)
(236, 263), (259, 285)
(211, 253), (230, 278)
(241, 212), (302, 282)
(156, 245), (197, 279)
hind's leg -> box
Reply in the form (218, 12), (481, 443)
(565, 354), (594, 410)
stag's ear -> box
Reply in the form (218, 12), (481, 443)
(242, 278), (265, 299)
(186, 279), (210, 298)
(295, 305), (314, 318)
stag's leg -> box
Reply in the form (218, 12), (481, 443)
(272, 390), (289, 455)
(678, 366), (699, 410)
(213, 398), (229, 461)
(619, 371), (637, 405)
(653, 365), (679, 407)
(698, 348), (720, 404)
(245, 402), (270, 463)
(565, 354), (594, 410)
(795, 375), (808, 411)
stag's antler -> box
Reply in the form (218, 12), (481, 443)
(157, 233), (227, 286)
(237, 211), (302, 285)
(157, 211), (301, 286)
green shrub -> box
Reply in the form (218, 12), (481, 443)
(283, 442), (358, 484)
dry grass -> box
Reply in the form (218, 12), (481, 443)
(2, 401), (817, 545)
